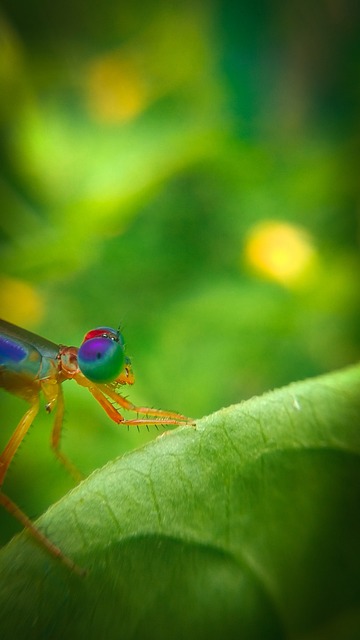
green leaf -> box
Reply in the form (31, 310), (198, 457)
(1, 365), (359, 639)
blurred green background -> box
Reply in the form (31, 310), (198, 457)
(0, 1), (359, 545)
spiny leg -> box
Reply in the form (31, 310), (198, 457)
(48, 382), (83, 483)
(0, 397), (40, 486)
(0, 493), (85, 576)
(0, 397), (85, 575)
(88, 382), (193, 427)
(100, 383), (192, 423)
(88, 384), (127, 423)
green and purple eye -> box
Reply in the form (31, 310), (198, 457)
(77, 327), (125, 383)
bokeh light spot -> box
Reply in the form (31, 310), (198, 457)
(0, 276), (44, 326)
(85, 52), (148, 124)
(245, 221), (316, 286)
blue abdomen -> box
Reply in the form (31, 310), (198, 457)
(0, 334), (42, 379)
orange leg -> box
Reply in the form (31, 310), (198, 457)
(48, 382), (83, 483)
(0, 493), (85, 576)
(89, 381), (193, 427)
(0, 397), (40, 486)
(0, 393), (85, 576)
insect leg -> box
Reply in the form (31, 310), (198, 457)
(99, 384), (192, 425)
(0, 492), (85, 576)
(87, 383), (126, 422)
(0, 390), (85, 575)
(0, 396), (40, 486)
(88, 383), (192, 427)
(47, 382), (83, 483)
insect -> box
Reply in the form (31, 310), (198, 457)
(0, 319), (191, 575)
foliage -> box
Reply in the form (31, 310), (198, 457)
(0, 3), (359, 633)
(0, 365), (359, 639)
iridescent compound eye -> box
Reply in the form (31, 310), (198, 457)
(77, 327), (125, 383)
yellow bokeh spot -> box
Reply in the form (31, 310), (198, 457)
(245, 221), (316, 286)
(85, 52), (148, 124)
(0, 276), (44, 326)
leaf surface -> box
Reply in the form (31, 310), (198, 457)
(1, 365), (359, 639)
